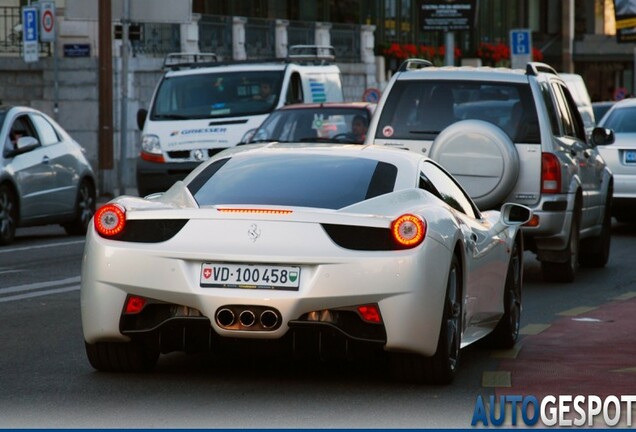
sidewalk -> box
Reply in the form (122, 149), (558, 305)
(494, 294), (636, 398)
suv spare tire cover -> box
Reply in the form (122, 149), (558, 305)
(429, 119), (520, 210)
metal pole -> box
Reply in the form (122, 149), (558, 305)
(118, 0), (130, 196)
(445, 31), (454, 66)
(53, 23), (59, 120)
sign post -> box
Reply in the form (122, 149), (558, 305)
(420, 1), (478, 66)
(510, 29), (532, 69)
(22, 7), (39, 63)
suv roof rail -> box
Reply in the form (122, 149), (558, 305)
(163, 52), (218, 70)
(398, 58), (433, 72)
(526, 62), (558, 77)
(287, 45), (336, 64)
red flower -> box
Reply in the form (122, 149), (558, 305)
(383, 43), (462, 64)
(477, 42), (543, 65)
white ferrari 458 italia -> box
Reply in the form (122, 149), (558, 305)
(81, 144), (531, 384)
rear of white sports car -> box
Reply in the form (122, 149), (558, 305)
(81, 145), (530, 384)
(81, 199), (452, 356)
(81, 146), (459, 375)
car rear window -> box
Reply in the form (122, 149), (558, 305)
(251, 107), (372, 143)
(188, 153), (398, 209)
(376, 80), (540, 143)
(600, 106), (636, 133)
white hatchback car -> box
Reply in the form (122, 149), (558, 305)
(596, 97), (636, 223)
(0, 106), (96, 245)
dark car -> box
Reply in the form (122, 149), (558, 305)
(0, 106), (96, 245)
(243, 102), (376, 144)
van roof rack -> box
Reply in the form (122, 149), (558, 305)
(163, 52), (218, 70)
(398, 58), (433, 72)
(162, 45), (337, 71)
(287, 45), (336, 64)
(526, 62), (558, 76)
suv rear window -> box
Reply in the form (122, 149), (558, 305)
(189, 153), (398, 209)
(376, 80), (540, 143)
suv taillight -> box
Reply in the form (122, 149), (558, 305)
(541, 152), (561, 194)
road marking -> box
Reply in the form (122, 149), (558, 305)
(613, 291), (636, 301)
(611, 367), (636, 373)
(0, 276), (81, 303)
(0, 239), (85, 254)
(557, 306), (597, 316)
(490, 345), (521, 359)
(482, 371), (511, 387)
(519, 323), (550, 335)
(0, 285), (79, 303)
(0, 269), (25, 275)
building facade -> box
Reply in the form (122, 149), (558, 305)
(0, 0), (632, 194)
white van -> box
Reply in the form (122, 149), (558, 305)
(560, 73), (595, 137)
(135, 46), (344, 196)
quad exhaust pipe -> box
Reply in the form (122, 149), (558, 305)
(215, 306), (281, 331)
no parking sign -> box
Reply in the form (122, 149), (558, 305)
(39, 1), (55, 42)
(362, 88), (381, 103)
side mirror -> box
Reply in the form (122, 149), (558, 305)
(591, 127), (615, 146)
(500, 203), (533, 226)
(240, 128), (257, 144)
(137, 108), (148, 130)
(5, 136), (39, 158)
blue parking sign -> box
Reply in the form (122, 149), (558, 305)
(510, 29), (531, 55)
(23, 7), (38, 43)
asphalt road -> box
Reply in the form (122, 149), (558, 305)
(0, 222), (634, 428)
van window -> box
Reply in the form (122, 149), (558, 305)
(285, 73), (303, 105)
(150, 70), (285, 120)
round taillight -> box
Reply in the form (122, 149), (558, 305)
(391, 214), (426, 247)
(94, 204), (126, 237)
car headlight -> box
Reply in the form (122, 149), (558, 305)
(141, 134), (161, 154)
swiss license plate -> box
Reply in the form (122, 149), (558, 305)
(625, 150), (636, 164)
(200, 263), (301, 290)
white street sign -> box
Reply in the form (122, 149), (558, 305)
(40, 1), (56, 42)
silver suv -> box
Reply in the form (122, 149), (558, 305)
(368, 61), (614, 282)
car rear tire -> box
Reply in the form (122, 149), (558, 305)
(390, 255), (462, 384)
(85, 341), (159, 372)
(482, 236), (522, 349)
(0, 184), (17, 246)
(541, 209), (580, 283)
(63, 179), (96, 236)
(580, 191), (612, 268)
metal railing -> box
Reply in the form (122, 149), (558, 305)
(287, 20), (315, 48)
(330, 22), (359, 62)
(0, 7), (361, 62)
(244, 17), (275, 59)
(198, 14), (232, 60)
(131, 23), (180, 57)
